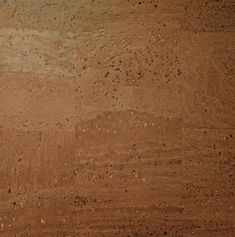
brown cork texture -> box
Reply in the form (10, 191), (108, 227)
(0, 1), (234, 236)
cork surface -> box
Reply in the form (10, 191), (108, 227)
(0, 1), (234, 236)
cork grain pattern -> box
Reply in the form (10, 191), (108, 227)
(0, 28), (78, 76)
(0, 0), (234, 237)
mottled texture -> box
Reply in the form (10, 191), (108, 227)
(0, 0), (234, 236)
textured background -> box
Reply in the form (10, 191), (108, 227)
(0, 0), (234, 236)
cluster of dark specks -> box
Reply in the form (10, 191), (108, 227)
(182, 0), (235, 32)
(126, 0), (159, 8)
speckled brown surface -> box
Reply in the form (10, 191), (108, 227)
(0, 1), (234, 236)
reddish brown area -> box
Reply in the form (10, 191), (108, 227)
(0, 0), (234, 236)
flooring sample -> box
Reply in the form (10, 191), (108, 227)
(0, 0), (234, 236)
